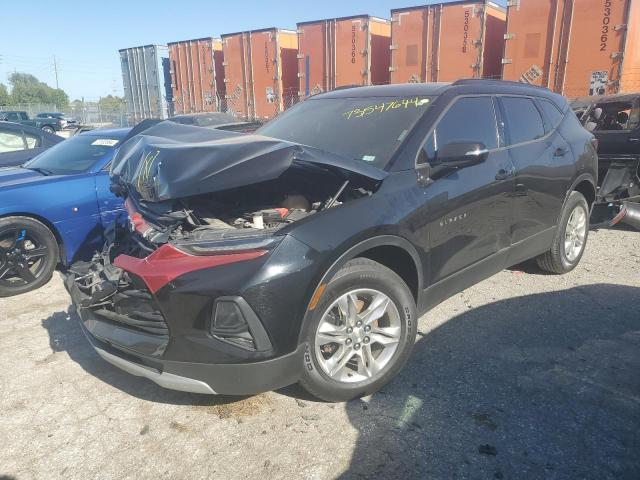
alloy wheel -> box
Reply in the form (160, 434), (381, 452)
(564, 205), (587, 262)
(0, 227), (50, 287)
(314, 288), (402, 383)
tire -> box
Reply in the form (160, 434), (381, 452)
(536, 191), (589, 274)
(299, 258), (417, 402)
(0, 216), (58, 297)
(41, 125), (55, 134)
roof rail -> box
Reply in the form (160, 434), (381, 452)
(451, 78), (551, 90)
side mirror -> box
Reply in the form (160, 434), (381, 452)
(437, 141), (489, 168)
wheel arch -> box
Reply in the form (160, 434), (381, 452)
(0, 212), (65, 265)
(297, 235), (423, 344)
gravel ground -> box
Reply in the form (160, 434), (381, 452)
(1, 228), (639, 480)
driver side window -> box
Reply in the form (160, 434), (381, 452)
(420, 96), (498, 164)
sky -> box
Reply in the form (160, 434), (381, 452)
(0, 0), (505, 101)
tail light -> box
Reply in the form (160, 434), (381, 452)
(113, 244), (267, 294)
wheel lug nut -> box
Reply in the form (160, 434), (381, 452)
(363, 337), (370, 344)
(354, 343), (360, 350)
(345, 338), (352, 346)
(364, 325), (371, 332)
(355, 321), (362, 327)
(346, 327), (353, 334)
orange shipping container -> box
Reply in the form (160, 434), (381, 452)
(221, 28), (298, 120)
(390, 1), (506, 84)
(502, 0), (640, 97)
(168, 38), (226, 115)
(296, 15), (391, 97)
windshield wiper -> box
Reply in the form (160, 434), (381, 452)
(25, 166), (54, 176)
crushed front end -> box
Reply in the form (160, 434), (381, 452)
(63, 121), (383, 395)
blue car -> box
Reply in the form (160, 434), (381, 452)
(0, 128), (130, 297)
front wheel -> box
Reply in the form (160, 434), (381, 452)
(0, 216), (58, 297)
(536, 191), (589, 274)
(299, 258), (417, 402)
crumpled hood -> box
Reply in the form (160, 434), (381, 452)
(110, 121), (387, 202)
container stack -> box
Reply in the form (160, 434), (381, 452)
(389, 1), (506, 84)
(296, 15), (391, 98)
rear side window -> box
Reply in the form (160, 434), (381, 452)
(501, 97), (545, 145)
(422, 96), (498, 163)
(539, 99), (564, 131)
(0, 131), (26, 152)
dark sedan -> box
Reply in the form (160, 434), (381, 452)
(0, 121), (62, 168)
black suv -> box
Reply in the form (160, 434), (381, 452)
(65, 80), (597, 401)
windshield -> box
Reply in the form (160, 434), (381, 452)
(257, 95), (434, 168)
(24, 134), (119, 174)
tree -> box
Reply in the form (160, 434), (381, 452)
(7, 72), (70, 108)
(0, 83), (8, 106)
(98, 95), (124, 113)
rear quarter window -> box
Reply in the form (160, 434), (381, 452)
(539, 99), (564, 131)
(501, 97), (545, 145)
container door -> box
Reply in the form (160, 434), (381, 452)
(437, 3), (484, 81)
(250, 31), (280, 120)
(391, 9), (428, 84)
(298, 22), (329, 96)
(335, 18), (367, 86)
(502, 0), (561, 87)
(223, 35), (250, 120)
(558, 0), (629, 97)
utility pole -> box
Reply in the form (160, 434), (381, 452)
(52, 56), (59, 89)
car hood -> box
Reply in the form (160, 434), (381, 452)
(110, 120), (387, 202)
(0, 167), (58, 190)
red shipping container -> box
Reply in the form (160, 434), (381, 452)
(222, 28), (298, 120)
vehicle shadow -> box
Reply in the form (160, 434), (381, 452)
(339, 284), (640, 479)
(40, 307), (248, 407)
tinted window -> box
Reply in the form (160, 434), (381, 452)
(24, 132), (41, 149)
(258, 95), (434, 168)
(539, 99), (564, 130)
(501, 97), (545, 144)
(421, 96), (497, 163)
(0, 131), (25, 153)
(24, 135), (118, 174)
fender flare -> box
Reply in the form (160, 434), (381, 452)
(566, 172), (597, 213)
(296, 234), (424, 343)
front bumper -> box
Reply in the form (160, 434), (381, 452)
(75, 313), (304, 395)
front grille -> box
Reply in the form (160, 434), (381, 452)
(91, 287), (169, 337)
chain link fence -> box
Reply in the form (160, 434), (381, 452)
(1, 102), (130, 128)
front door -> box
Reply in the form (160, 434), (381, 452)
(418, 95), (515, 285)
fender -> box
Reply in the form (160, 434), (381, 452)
(561, 172), (597, 218)
(296, 234), (424, 344)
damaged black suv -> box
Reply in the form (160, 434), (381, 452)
(65, 80), (598, 401)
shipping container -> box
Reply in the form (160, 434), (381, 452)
(221, 28), (298, 120)
(390, 1), (506, 84)
(119, 45), (173, 121)
(502, 0), (640, 97)
(296, 15), (391, 97)
(168, 38), (226, 115)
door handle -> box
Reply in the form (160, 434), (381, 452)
(495, 167), (515, 180)
(629, 138), (640, 143)
(554, 147), (568, 157)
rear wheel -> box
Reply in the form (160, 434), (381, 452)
(41, 125), (55, 134)
(536, 191), (589, 274)
(300, 258), (417, 402)
(0, 216), (58, 297)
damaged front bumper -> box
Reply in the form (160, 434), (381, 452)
(63, 237), (312, 395)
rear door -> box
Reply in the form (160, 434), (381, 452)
(498, 95), (573, 244)
(420, 95), (515, 284)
